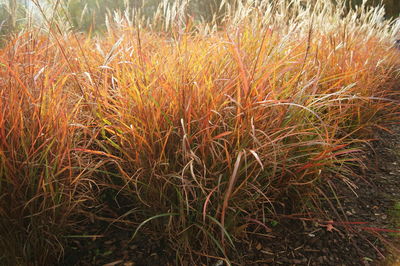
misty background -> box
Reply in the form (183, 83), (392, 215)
(0, 0), (399, 38)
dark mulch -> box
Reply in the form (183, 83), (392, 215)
(60, 125), (400, 266)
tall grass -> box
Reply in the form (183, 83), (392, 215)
(0, 0), (399, 264)
(0, 32), (97, 265)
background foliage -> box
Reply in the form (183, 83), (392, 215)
(1, 0), (400, 36)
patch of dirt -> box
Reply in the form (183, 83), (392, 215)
(60, 125), (400, 265)
(60, 204), (176, 266)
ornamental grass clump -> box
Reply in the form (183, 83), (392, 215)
(0, 0), (399, 264)
(0, 32), (96, 265)
(77, 0), (399, 262)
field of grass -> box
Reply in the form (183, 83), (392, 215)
(0, 0), (400, 265)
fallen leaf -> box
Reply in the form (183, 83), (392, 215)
(103, 260), (123, 266)
(326, 223), (334, 232)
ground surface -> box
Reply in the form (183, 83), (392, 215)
(60, 125), (400, 266)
